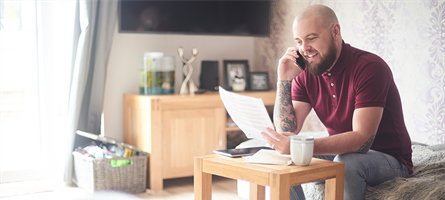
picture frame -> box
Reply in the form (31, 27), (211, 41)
(249, 72), (270, 91)
(223, 60), (250, 91)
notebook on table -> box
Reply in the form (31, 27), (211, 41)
(213, 146), (274, 158)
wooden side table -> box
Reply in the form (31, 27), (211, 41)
(194, 154), (344, 200)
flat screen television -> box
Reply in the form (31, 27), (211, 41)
(118, 0), (272, 37)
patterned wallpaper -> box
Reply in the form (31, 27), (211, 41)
(254, 0), (444, 145)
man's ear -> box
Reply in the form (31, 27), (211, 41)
(332, 23), (341, 41)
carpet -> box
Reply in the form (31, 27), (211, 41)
(0, 179), (54, 198)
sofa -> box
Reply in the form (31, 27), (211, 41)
(236, 132), (445, 200)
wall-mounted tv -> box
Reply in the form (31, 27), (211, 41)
(118, 0), (272, 37)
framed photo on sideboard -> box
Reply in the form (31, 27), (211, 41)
(249, 72), (269, 91)
(223, 60), (250, 91)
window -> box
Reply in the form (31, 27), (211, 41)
(0, 0), (75, 182)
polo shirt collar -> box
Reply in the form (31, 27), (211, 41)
(323, 40), (351, 76)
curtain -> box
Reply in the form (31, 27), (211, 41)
(64, 0), (118, 184)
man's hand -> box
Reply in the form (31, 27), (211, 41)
(277, 47), (304, 80)
(261, 127), (296, 155)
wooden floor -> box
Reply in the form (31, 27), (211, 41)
(137, 176), (244, 200)
(3, 176), (245, 200)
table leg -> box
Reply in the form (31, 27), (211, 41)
(250, 183), (265, 200)
(325, 166), (345, 200)
(194, 157), (212, 200)
(270, 174), (290, 200)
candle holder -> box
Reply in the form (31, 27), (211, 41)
(178, 46), (199, 94)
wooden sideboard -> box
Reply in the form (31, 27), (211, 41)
(123, 90), (276, 191)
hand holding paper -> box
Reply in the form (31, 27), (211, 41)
(219, 87), (276, 141)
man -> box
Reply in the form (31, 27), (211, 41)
(260, 4), (412, 200)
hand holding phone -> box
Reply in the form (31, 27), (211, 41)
(295, 51), (306, 70)
(277, 47), (305, 80)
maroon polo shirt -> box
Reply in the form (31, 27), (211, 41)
(292, 41), (413, 173)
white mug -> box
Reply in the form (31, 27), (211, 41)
(290, 135), (314, 166)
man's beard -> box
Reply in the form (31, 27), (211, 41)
(305, 37), (337, 76)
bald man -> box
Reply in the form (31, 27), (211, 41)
(261, 4), (412, 200)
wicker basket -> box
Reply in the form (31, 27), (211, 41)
(72, 151), (148, 194)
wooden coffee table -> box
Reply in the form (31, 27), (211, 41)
(194, 154), (344, 200)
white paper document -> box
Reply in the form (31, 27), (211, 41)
(219, 86), (275, 140)
(243, 149), (292, 165)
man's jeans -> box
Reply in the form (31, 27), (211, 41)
(290, 150), (411, 200)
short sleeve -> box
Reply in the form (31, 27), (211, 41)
(354, 61), (392, 109)
(292, 73), (311, 103)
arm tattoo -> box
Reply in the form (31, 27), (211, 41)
(273, 80), (298, 133)
(357, 134), (376, 154)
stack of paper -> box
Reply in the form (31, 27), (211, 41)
(243, 149), (292, 165)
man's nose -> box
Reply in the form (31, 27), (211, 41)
(300, 42), (311, 52)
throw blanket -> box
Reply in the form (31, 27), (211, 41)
(302, 145), (445, 200)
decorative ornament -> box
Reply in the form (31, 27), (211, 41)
(178, 46), (199, 94)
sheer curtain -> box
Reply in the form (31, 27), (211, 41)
(0, 0), (75, 182)
(0, 0), (117, 183)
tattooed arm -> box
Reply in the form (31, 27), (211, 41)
(273, 80), (297, 133)
(273, 80), (311, 134)
(270, 46), (312, 135)
(261, 79), (311, 154)
(260, 47), (312, 154)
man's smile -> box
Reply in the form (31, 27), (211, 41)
(305, 52), (318, 59)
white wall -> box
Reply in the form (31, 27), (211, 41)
(103, 22), (256, 141)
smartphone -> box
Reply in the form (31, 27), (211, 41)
(295, 51), (306, 70)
